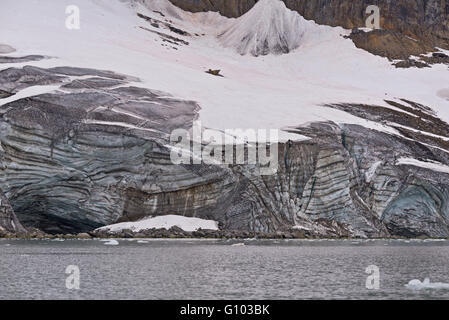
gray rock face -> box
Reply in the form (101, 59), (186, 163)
(287, 121), (449, 238)
(0, 188), (25, 234)
(168, 0), (449, 49)
(2, 64), (449, 237)
(0, 66), (205, 233)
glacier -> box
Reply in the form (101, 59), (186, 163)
(0, 0), (449, 238)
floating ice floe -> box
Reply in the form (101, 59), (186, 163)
(406, 278), (449, 290)
(102, 239), (119, 246)
(231, 243), (245, 246)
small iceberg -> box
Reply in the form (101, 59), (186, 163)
(231, 243), (245, 247)
(406, 278), (449, 290)
(102, 239), (119, 246)
(137, 240), (149, 244)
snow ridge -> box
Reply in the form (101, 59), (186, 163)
(217, 0), (317, 56)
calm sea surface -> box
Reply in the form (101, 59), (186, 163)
(1, 238), (449, 300)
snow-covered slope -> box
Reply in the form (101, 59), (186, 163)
(137, 0), (184, 20)
(217, 0), (318, 56)
(1, 0), (447, 143)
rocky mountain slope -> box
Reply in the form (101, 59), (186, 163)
(0, 0), (448, 237)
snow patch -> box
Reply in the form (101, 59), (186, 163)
(396, 158), (449, 174)
(97, 215), (219, 233)
(0, 85), (61, 107)
(365, 161), (382, 182)
(82, 119), (163, 134)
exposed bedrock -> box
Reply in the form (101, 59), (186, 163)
(2, 66), (449, 237)
(168, 0), (449, 49)
(0, 55), (47, 64)
(0, 188), (26, 234)
(348, 29), (435, 60)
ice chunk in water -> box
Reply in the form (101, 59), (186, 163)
(102, 239), (119, 246)
(406, 278), (449, 290)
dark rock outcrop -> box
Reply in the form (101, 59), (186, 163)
(348, 29), (434, 60)
(0, 55), (47, 64)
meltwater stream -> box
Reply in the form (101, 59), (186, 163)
(1, 239), (449, 299)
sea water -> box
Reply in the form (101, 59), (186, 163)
(1, 238), (449, 299)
